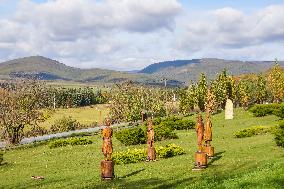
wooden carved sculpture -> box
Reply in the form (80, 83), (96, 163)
(102, 118), (113, 161)
(204, 113), (212, 145)
(193, 114), (208, 170)
(203, 88), (215, 157)
(146, 119), (156, 161)
(101, 118), (114, 180)
(196, 114), (204, 152)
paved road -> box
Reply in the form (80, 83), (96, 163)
(0, 122), (130, 148)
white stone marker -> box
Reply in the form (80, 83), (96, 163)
(225, 99), (234, 120)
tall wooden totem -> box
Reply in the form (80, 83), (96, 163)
(203, 88), (215, 158)
(193, 114), (207, 169)
(101, 118), (115, 180)
(146, 118), (156, 161)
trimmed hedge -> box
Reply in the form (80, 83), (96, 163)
(115, 127), (146, 146)
(275, 121), (284, 147)
(112, 144), (185, 165)
(0, 151), (3, 165)
(115, 116), (195, 146)
(48, 137), (93, 149)
(115, 123), (179, 146)
(249, 103), (284, 118)
(151, 116), (195, 130)
(234, 126), (270, 138)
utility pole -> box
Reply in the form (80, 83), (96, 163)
(53, 94), (56, 109)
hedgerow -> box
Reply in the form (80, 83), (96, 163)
(275, 121), (284, 147)
(48, 137), (92, 149)
(249, 103), (284, 118)
(115, 116), (195, 146)
(112, 144), (185, 165)
(234, 126), (271, 138)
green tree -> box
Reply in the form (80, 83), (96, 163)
(196, 73), (207, 111)
(211, 69), (232, 109)
(178, 82), (198, 115)
(266, 61), (284, 103)
(255, 74), (267, 104)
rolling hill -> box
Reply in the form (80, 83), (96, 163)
(0, 56), (182, 86)
(140, 58), (284, 82)
(0, 56), (282, 86)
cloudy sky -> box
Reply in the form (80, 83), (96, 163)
(0, 0), (283, 70)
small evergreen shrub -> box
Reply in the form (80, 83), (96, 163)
(249, 104), (284, 117)
(156, 144), (186, 158)
(115, 116), (194, 146)
(154, 124), (178, 141)
(115, 125), (178, 146)
(234, 126), (270, 138)
(48, 137), (92, 149)
(152, 116), (195, 130)
(275, 121), (284, 147)
(115, 127), (146, 146)
(48, 139), (69, 148)
(50, 116), (79, 133)
(68, 138), (93, 146)
(0, 151), (3, 165)
(273, 106), (284, 118)
(112, 148), (146, 165)
(112, 144), (185, 165)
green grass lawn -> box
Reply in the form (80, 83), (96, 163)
(1, 108), (284, 189)
(38, 105), (109, 129)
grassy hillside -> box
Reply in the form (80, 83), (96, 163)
(0, 56), (172, 86)
(0, 108), (283, 188)
(141, 58), (284, 82)
(1, 56), (283, 85)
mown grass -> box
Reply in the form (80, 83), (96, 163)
(0, 108), (283, 189)
(38, 105), (109, 129)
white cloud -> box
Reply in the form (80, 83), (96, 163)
(178, 5), (284, 53)
(0, 1), (283, 70)
(0, 0), (182, 69)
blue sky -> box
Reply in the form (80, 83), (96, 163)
(0, 0), (283, 70)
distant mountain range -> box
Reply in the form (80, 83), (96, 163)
(140, 58), (284, 82)
(0, 56), (182, 86)
(0, 56), (282, 86)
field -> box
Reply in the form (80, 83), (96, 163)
(38, 105), (109, 129)
(0, 108), (284, 189)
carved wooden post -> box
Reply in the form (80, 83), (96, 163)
(203, 88), (215, 158)
(101, 118), (114, 180)
(146, 118), (156, 161)
(203, 112), (214, 158)
(193, 114), (207, 170)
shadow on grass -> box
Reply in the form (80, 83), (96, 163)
(90, 177), (195, 189)
(238, 178), (284, 189)
(118, 168), (145, 179)
(208, 151), (225, 166)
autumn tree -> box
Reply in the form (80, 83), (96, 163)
(266, 61), (284, 103)
(254, 74), (267, 104)
(0, 80), (46, 144)
(109, 82), (166, 122)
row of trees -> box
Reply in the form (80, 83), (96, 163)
(42, 87), (107, 108)
(179, 63), (284, 114)
(0, 83), (107, 109)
